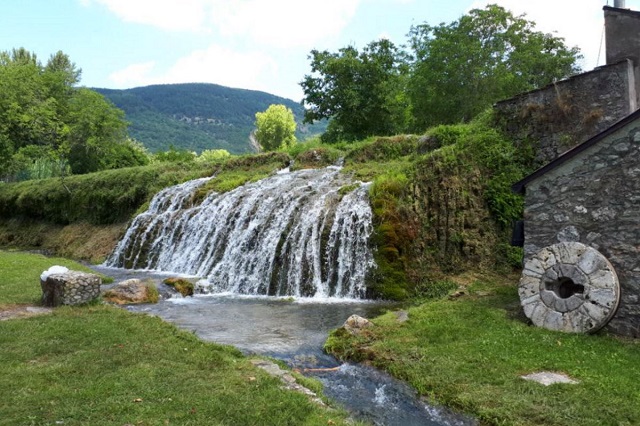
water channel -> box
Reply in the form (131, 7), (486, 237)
(93, 266), (475, 426)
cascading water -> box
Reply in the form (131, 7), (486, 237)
(105, 166), (376, 298)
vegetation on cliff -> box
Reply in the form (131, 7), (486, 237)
(0, 110), (527, 297)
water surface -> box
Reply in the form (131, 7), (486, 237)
(94, 266), (475, 426)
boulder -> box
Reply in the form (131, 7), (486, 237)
(343, 314), (373, 335)
(102, 279), (158, 305)
(40, 269), (102, 307)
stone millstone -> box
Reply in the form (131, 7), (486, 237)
(40, 271), (102, 307)
(519, 242), (620, 333)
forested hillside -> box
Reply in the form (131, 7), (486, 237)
(95, 83), (326, 154)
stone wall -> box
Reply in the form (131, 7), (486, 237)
(494, 60), (636, 166)
(41, 271), (102, 307)
(522, 122), (640, 336)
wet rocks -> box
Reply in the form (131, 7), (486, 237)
(250, 359), (325, 406)
(163, 277), (194, 297)
(40, 269), (101, 307)
(102, 279), (158, 305)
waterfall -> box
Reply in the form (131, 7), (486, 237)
(105, 166), (376, 298)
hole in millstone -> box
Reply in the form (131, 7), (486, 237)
(545, 277), (585, 299)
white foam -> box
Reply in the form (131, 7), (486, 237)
(106, 166), (376, 299)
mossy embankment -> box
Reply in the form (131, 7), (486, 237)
(0, 153), (291, 263)
(0, 111), (528, 299)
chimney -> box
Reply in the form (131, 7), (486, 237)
(604, 2), (640, 66)
(604, 1), (640, 111)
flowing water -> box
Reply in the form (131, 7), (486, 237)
(105, 166), (375, 298)
(99, 166), (475, 425)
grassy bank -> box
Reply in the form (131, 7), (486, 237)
(0, 250), (108, 305)
(325, 273), (640, 425)
(0, 251), (353, 425)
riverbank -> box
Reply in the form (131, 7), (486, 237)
(0, 251), (355, 425)
(325, 272), (640, 425)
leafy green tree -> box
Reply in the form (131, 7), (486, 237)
(407, 4), (582, 130)
(65, 88), (130, 174)
(45, 51), (81, 87)
(254, 104), (297, 151)
(0, 48), (142, 180)
(152, 145), (196, 163)
(196, 149), (231, 163)
(300, 39), (408, 142)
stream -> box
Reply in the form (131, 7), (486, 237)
(93, 266), (475, 426)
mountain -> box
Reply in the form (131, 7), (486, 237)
(94, 83), (326, 154)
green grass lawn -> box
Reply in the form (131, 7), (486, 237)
(0, 250), (353, 425)
(0, 250), (105, 305)
(326, 275), (640, 426)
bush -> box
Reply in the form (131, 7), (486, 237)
(0, 162), (211, 225)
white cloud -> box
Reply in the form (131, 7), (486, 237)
(469, 0), (605, 70)
(108, 45), (279, 93)
(84, 0), (362, 47)
(109, 61), (156, 87)
(209, 0), (361, 48)
(84, 0), (208, 31)
(163, 45), (279, 90)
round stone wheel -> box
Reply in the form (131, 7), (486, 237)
(519, 242), (620, 333)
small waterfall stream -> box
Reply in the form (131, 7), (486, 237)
(98, 165), (476, 425)
(106, 166), (376, 298)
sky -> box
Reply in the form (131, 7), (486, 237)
(0, 0), (629, 101)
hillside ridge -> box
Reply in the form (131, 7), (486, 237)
(94, 83), (325, 154)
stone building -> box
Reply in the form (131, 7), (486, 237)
(495, 2), (640, 167)
(513, 109), (640, 337)
(511, 2), (640, 337)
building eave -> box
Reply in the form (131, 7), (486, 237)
(512, 108), (640, 194)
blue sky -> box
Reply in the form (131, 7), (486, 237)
(0, 0), (620, 101)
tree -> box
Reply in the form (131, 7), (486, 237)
(300, 39), (409, 142)
(65, 88), (130, 174)
(407, 4), (582, 130)
(196, 149), (231, 163)
(0, 48), (141, 180)
(254, 104), (297, 151)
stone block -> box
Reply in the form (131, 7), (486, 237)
(40, 271), (102, 307)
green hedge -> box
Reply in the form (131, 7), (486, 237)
(0, 162), (212, 225)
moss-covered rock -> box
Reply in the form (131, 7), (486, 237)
(102, 279), (159, 304)
(163, 277), (195, 297)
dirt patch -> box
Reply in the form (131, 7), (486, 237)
(0, 304), (53, 321)
(0, 220), (125, 264)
